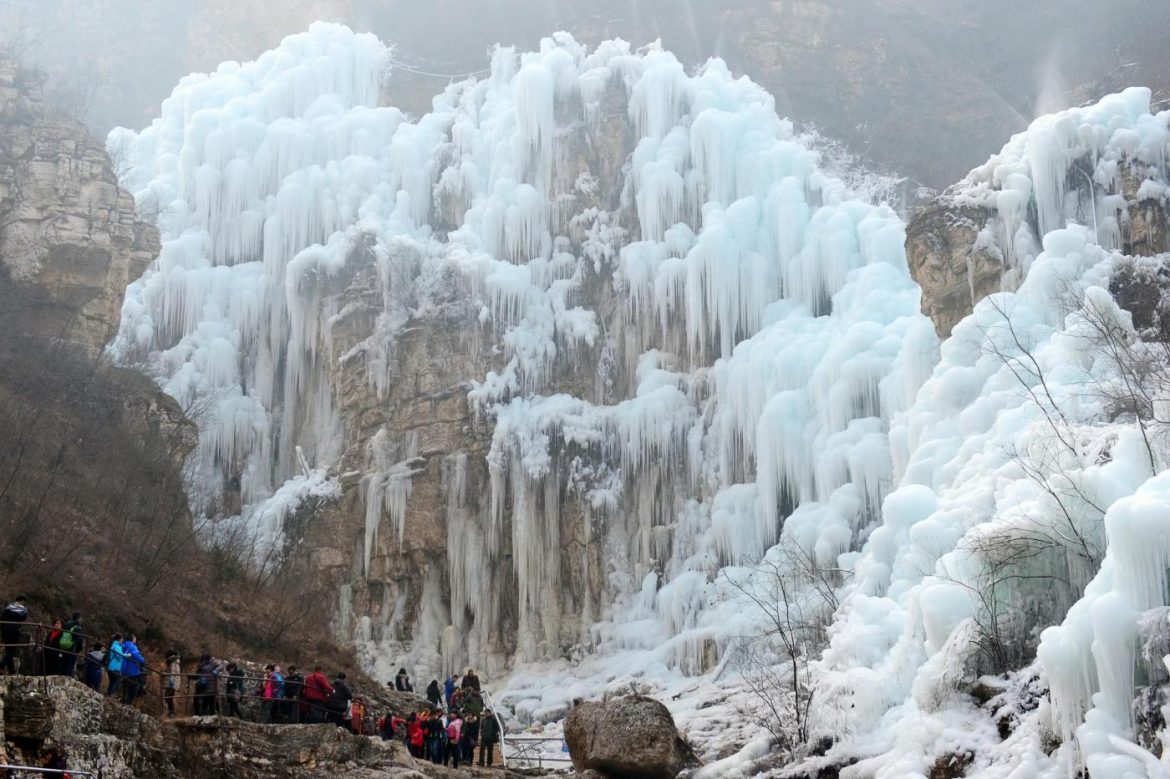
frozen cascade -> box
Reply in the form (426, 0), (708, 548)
(106, 21), (1170, 777)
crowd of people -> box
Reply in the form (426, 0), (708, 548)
(388, 667), (503, 768)
(1, 596), (507, 769)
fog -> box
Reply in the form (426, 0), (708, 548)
(3, 0), (1168, 187)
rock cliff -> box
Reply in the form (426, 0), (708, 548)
(907, 89), (1170, 336)
(288, 78), (637, 677)
(0, 56), (332, 659)
(0, 59), (158, 359)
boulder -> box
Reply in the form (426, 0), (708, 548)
(564, 696), (695, 779)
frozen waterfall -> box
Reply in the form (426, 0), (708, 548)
(107, 22), (1170, 778)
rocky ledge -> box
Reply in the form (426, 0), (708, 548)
(0, 676), (523, 778)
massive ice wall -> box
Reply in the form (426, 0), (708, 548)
(108, 22), (933, 681)
(801, 89), (1170, 778)
(106, 20), (1170, 775)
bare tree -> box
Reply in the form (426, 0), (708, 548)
(722, 539), (846, 748)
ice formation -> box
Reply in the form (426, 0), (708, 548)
(107, 22), (1170, 778)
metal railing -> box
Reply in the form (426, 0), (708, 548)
(0, 765), (93, 777)
(501, 736), (574, 769)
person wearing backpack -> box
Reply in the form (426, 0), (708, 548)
(59, 612), (83, 679)
(1, 596), (29, 675)
(84, 642), (105, 692)
(193, 654), (218, 716)
(105, 634), (125, 698)
(222, 662), (243, 717)
(44, 619), (64, 676)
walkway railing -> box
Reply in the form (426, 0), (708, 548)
(0, 765), (94, 777)
(501, 736), (574, 769)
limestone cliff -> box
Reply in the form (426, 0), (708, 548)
(907, 90), (1170, 336)
(0, 60), (158, 359)
(0, 58), (321, 659)
(289, 80), (637, 678)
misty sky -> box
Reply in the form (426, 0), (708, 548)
(3, 0), (1167, 188)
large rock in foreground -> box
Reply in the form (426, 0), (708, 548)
(564, 696), (695, 779)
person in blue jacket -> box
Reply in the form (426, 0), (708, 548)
(120, 633), (145, 705)
(106, 634), (124, 698)
(444, 675), (456, 708)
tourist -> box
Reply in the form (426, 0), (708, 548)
(164, 651), (180, 716)
(120, 633), (145, 704)
(327, 672), (352, 726)
(350, 697), (367, 735)
(445, 712), (463, 768)
(425, 678), (442, 707)
(105, 634), (124, 698)
(302, 665), (333, 724)
(394, 667), (412, 692)
(225, 662), (246, 718)
(443, 675), (455, 707)
(407, 713), (423, 758)
(425, 710), (445, 763)
(461, 712), (479, 765)
(59, 612), (83, 678)
(262, 664), (281, 723)
(479, 708), (501, 767)
(461, 667), (481, 691)
(84, 642), (105, 692)
(0, 595), (28, 674)
(44, 618), (64, 676)
(283, 665), (303, 723)
(193, 654), (218, 715)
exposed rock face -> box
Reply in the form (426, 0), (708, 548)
(291, 82), (637, 677)
(0, 59), (159, 360)
(563, 696), (695, 779)
(905, 200), (1002, 337)
(908, 155), (1170, 337)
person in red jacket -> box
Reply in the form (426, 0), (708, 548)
(407, 713), (424, 758)
(301, 665), (334, 724)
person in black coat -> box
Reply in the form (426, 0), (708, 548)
(478, 709), (502, 767)
(394, 667), (412, 692)
(1, 596), (29, 674)
(327, 673), (352, 726)
(425, 678), (442, 706)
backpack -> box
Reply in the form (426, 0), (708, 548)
(59, 626), (78, 651)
